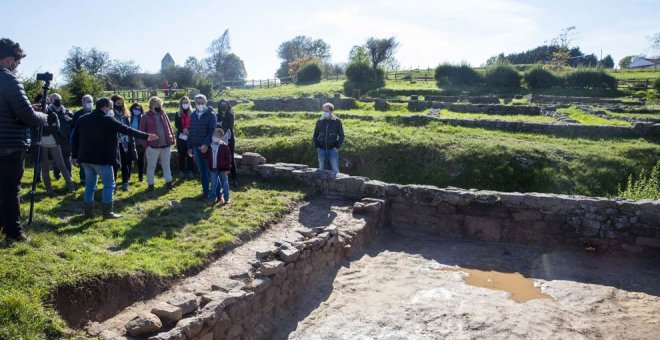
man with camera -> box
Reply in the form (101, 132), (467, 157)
(0, 38), (48, 246)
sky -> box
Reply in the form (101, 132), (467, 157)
(2, 0), (658, 84)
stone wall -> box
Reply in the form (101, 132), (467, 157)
(528, 94), (643, 106)
(255, 162), (660, 256)
(251, 96), (356, 112)
(141, 197), (386, 340)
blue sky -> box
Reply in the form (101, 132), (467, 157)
(2, 0), (658, 84)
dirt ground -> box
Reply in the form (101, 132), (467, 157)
(277, 231), (660, 340)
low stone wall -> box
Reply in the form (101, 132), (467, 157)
(407, 101), (541, 115)
(140, 197), (386, 340)
(529, 94), (643, 106)
(255, 162), (660, 256)
(425, 95), (501, 104)
(251, 96), (356, 112)
(402, 114), (660, 138)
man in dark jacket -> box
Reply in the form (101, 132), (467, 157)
(70, 94), (94, 184)
(312, 103), (345, 175)
(0, 38), (48, 245)
(71, 98), (157, 219)
(188, 94), (217, 200)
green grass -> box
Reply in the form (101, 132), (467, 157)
(439, 109), (557, 123)
(219, 80), (344, 99)
(234, 114), (660, 197)
(608, 69), (660, 80)
(558, 106), (631, 126)
(0, 172), (310, 339)
(603, 110), (660, 120)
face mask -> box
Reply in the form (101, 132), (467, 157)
(106, 109), (114, 117)
(181, 103), (190, 110)
(53, 100), (62, 108)
(196, 105), (206, 112)
(83, 102), (92, 110)
(154, 107), (162, 113)
(115, 104), (124, 110)
(132, 109), (141, 116)
(321, 111), (330, 119)
(220, 104), (228, 112)
(212, 136), (221, 143)
(9, 59), (18, 75)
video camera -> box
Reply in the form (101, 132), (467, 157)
(36, 72), (53, 82)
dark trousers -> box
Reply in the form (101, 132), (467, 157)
(176, 138), (194, 172)
(116, 146), (132, 185)
(0, 150), (25, 238)
(135, 145), (145, 181)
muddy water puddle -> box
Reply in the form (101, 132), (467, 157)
(440, 267), (553, 303)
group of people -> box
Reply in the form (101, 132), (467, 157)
(0, 37), (345, 247)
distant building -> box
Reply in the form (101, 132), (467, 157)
(161, 53), (175, 71)
(628, 57), (660, 70)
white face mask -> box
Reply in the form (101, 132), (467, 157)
(321, 111), (330, 119)
(106, 108), (114, 117)
(181, 103), (190, 110)
(196, 105), (206, 112)
(212, 136), (221, 143)
(83, 102), (93, 110)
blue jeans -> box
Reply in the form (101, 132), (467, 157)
(81, 163), (115, 204)
(193, 147), (210, 195)
(209, 170), (230, 202)
(317, 147), (339, 174)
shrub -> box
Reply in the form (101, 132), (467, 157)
(563, 69), (617, 89)
(617, 160), (660, 200)
(195, 78), (214, 99)
(653, 78), (660, 93)
(483, 64), (521, 88)
(343, 63), (385, 96)
(523, 66), (560, 89)
(63, 70), (103, 106)
(295, 63), (322, 84)
(434, 63), (482, 86)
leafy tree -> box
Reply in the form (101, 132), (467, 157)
(184, 56), (206, 80)
(61, 47), (110, 80)
(63, 70), (104, 106)
(204, 29), (231, 73)
(618, 55), (635, 69)
(348, 46), (370, 65)
(364, 37), (399, 71)
(275, 36), (330, 77)
(218, 53), (247, 81)
(648, 32), (660, 55)
(106, 60), (141, 89)
(296, 63), (322, 84)
(599, 55), (614, 69)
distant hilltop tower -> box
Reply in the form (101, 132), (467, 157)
(161, 53), (175, 71)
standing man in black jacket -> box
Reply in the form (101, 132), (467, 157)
(71, 98), (158, 219)
(70, 94), (94, 185)
(312, 102), (345, 176)
(0, 38), (48, 245)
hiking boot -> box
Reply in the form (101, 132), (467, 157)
(166, 181), (174, 190)
(67, 182), (75, 193)
(121, 183), (129, 192)
(83, 202), (95, 219)
(102, 202), (122, 219)
(187, 171), (195, 179)
(1, 233), (31, 247)
(147, 185), (155, 192)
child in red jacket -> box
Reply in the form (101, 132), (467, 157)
(203, 128), (232, 205)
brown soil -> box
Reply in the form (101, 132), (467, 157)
(279, 231), (660, 340)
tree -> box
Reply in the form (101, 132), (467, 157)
(275, 36), (330, 77)
(348, 46), (370, 65)
(218, 53), (247, 82)
(63, 70), (104, 106)
(364, 37), (399, 71)
(618, 55), (635, 69)
(106, 60), (141, 89)
(599, 55), (614, 69)
(61, 46), (110, 80)
(648, 32), (660, 54)
(184, 56), (206, 80)
(548, 26), (577, 49)
(205, 29), (231, 72)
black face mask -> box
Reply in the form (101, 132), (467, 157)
(154, 107), (162, 113)
(53, 100), (62, 108)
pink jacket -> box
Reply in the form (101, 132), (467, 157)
(139, 110), (174, 148)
